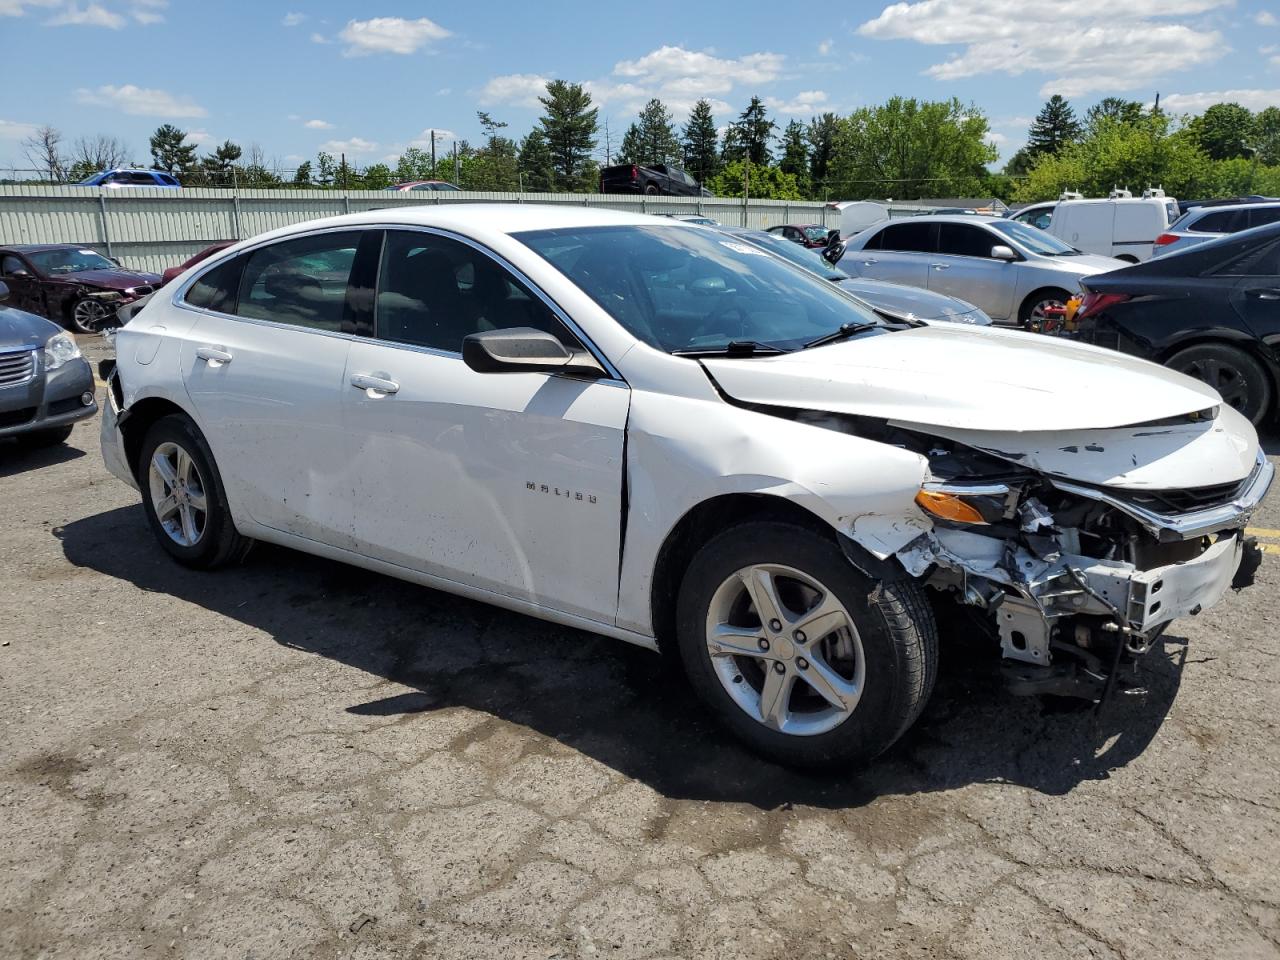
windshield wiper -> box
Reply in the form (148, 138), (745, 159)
(671, 340), (787, 358)
(800, 321), (880, 350)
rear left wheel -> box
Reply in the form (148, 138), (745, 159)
(1167, 342), (1273, 425)
(675, 520), (938, 769)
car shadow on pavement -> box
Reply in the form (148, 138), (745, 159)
(57, 504), (1184, 810)
(0, 439), (84, 477)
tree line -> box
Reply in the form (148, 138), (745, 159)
(15, 78), (1280, 202)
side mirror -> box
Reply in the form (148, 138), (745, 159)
(0, 280), (8, 302)
(7, 268), (30, 279)
(990, 244), (1017, 261)
(462, 327), (605, 377)
(823, 241), (847, 265)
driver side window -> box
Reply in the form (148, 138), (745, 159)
(1, 255), (26, 276)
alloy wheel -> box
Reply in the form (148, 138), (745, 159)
(147, 441), (208, 547)
(704, 563), (865, 736)
(1177, 356), (1250, 410)
(71, 299), (109, 334)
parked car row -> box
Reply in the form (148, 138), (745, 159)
(93, 202), (1270, 770)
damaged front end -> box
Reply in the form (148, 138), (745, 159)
(893, 433), (1272, 700)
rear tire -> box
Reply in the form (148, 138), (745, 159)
(674, 520), (937, 770)
(644, 183), (660, 196)
(1167, 342), (1273, 425)
(137, 414), (251, 568)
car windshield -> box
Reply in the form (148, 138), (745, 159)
(515, 224), (881, 354)
(987, 218), (1080, 255)
(26, 248), (117, 274)
(802, 226), (828, 241)
(730, 229), (849, 281)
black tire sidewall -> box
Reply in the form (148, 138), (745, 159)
(1019, 287), (1071, 325)
(1168, 343), (1273, 425)
(137, 414), (241, 567)
(675, 521), (929, 769)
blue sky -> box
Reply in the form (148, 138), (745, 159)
(2, 0), (1279, 174)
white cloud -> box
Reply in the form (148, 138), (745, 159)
(437, 87), (452, 96)
(1256, 10), (1278, 26)
(129, 0), (165, 24)
(45, 2), (124, 28)
(338, 16), (450, 56)
(408, 128), (457, 148)
(818, 38), (833, 56)
(304, 119), (334, 130)
(0, 118), (39, 139)
(1156, 88), (1280, 113)
(858, 0), (1231, 97)
(186, 128), (216, 146)
(75, 84), (207, 118)
(0, 1), (61, 16)
(309, 32), (328, 44)
(321, 137), (377, 155)
(479, 73), (550, 108)
(765, 90), (830, 115)
(282, 11), (305, 26)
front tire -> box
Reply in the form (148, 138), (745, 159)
(69, 297), (111, 335)
(1167, 342), (1273, 425)
(675, 521), (937, 770)
(1019, 287), (1072, 332)
(137, 414), (250, 568)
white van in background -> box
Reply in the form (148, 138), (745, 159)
(825, 200), (890, 238)
(1044, 189), (1180, 263)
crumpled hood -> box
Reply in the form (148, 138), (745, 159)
(701, 323), (1221, 433)
(67, 268), (162, 291)
(0, 305), (59, 349)
(838, 278), (987, 324)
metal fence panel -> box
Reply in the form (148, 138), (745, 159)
(0, 185), (841, 272)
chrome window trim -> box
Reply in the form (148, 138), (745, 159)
(172, 222), (626, 383)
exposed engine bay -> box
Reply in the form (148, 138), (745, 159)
(786, 407), (1271, 699)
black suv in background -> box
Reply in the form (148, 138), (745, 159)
(600, 163), (712, 197)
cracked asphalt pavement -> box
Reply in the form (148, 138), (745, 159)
(3, 340), (1279, 959)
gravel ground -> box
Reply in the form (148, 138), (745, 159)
(2, 337), (1279, 960)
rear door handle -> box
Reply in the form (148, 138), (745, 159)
(861, 258), (879, 266)
(930, 262), (950, 270)
(1253, 289), (1280, 301)
(195, 345), (232, 366)
(350, 373), (399, 396)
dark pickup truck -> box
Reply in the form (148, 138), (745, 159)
(600, 163), (712, 197)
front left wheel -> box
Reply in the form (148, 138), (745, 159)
(69, 297), (111, 335)
(675, 520), (938, 769)
(138, 414), (251, 568)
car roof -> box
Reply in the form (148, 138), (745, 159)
(1186, 200), (1280, 216)
(1105, 220), (1280, 275)
(1, 243), (94, 253)
(874, 214), (1006, 225)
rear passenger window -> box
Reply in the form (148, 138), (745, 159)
(376, 230), (573, 352)
(1246, 207), (1280, 229)
(235, 232), (362, 332)
(1190, 211), (1238, 233)
(185, 255), (245, 313)
(878, 221), (935, 253)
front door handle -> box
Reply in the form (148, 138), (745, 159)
(1253, 288), (1280, 301)
(195, 345), (232, 366)
(350, 373), (400, 396)
(861, 258), (879, 266)
(930, 262), (950, 270)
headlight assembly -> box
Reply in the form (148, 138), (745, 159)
(44, 333), (81, 371)
(915, 482), (1016, 526)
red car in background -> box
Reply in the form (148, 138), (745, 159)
(159, 240), (237, 287)
(767, 223), (832, 248)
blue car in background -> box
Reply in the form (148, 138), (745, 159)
(77, 169), (181, 188)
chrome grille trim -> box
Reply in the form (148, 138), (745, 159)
(0, 350), (35, 388)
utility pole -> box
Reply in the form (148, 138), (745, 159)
(603, 117), (612, 167)
(430, 129), (436, 179)
(453, 141), (460, 186)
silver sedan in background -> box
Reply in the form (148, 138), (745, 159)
(840, 215), (1127, 326)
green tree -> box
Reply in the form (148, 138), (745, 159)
(199, 140), (242, 185)
(149, 124), (197, 176)
(1085, 97), (1144, 134)
(707, 159), (802, 200)
(1256, 107), (1280, 166)
(360, 163), (393, 190)
(1003, 146), (1034, 177)
(618, 98), (680, 166)
(292, 160), (312, 186)
(778, 120), (810, 196)
(517, 129), (555, 191)
(316, 151), (336, 187)
(681, 99), (720, 184)
(475, 111), (519, 191)
(829, 97), (997, 200)
(805, 113), (840, 193)
(537, 79), (598, 192)
(393, 147), (433, 183)
(1188, 102), (1256, 161)
(1027, 95), (1081, 158)
(723, 96), (775, 165)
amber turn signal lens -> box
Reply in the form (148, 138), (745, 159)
(914, 490), (988, 524)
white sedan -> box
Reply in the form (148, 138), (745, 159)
(101, 205), (1271, 769)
